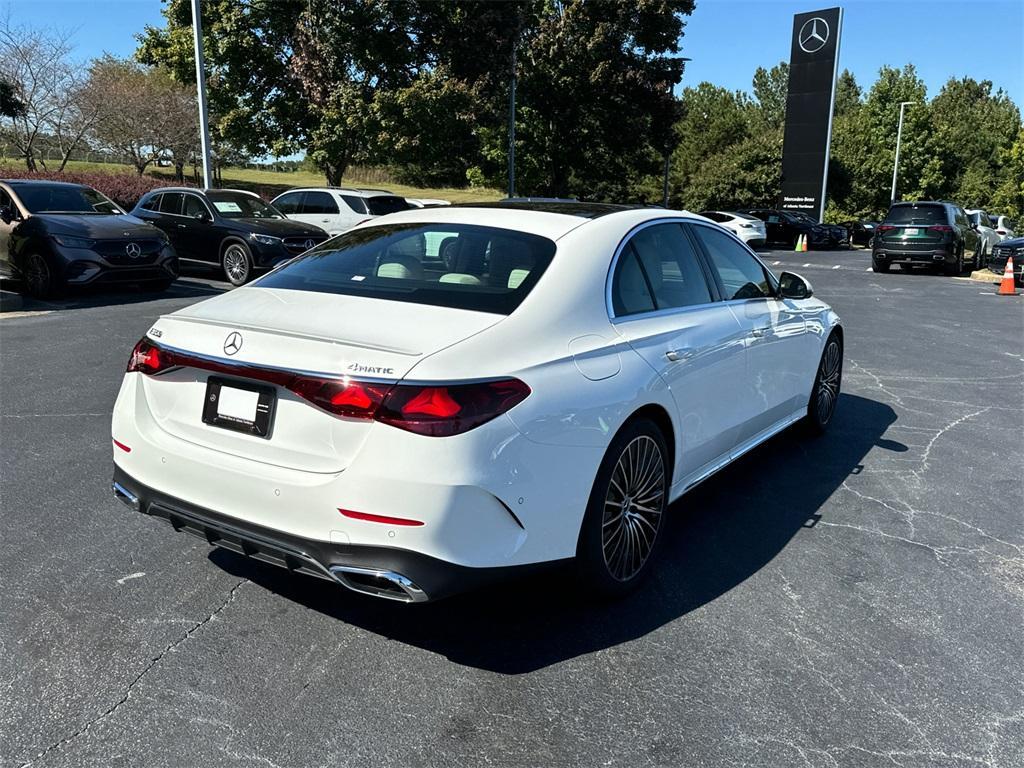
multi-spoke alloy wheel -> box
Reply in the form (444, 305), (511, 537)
(806, 335), (842, 434)
(601, 435), (666, 581)
(24, 254), (53, 299)
(222, 244), (251, 286)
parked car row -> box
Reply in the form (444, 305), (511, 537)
(0, 179), (451, 298)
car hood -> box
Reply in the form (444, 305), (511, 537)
(230, 218), (327, 237)
(34, 213), (164, 239)
(994, 236), (1024, 248)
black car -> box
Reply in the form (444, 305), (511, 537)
(843, 219), (880, 247)
(740, 208), (831, 249)
(989, 237), (1024, 285)
(871, 201), (980, 276)
(132, 188), (329, 285)
(0, 179), (178, 298)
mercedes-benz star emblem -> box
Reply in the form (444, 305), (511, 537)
(125, 242), (142, 259)
(223, 332), (243, 356)
(798, 16), (829, 54)
(303, 239), (315, 250)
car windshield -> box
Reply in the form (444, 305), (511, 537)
(365, 195), (411, 216)
(734, 212), (760, 221)
(885, 204), (946, 225)
(15, 184), (121, 215)
(207, 191), (283, 219)
(256, 222), (556, 315)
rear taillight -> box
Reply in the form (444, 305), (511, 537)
(127, 338), (173, 375)
(125, 338), (530, 436)
(877, 224), (896, 232)
(997, 230), (1006, 235)
(376, 379), (530, 436)
(289, 376), (391, 419)
(928, 225), (954, 232)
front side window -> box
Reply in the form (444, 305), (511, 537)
(691, 224), (773, 300)
(141, 194), (161, 211)
(16, 184), (121, 215)
(182, 194), (208, 218)
(274, 192), (303, 215)
(207, 191), (283, 219)
(303, 191), (339, 215)
(256, 222), (556, 315)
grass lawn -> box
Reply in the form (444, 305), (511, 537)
(2, 158), (501, 203)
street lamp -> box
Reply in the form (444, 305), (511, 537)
(663, 57), (691, 208)
(191, 0), (213, 189)
(890, 101), (917, 204)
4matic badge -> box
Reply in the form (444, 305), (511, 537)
(347, 362), (395, 376)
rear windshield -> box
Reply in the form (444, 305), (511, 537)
(256, 222), (557, 315)
(366, 196), (411, 216)
(885, 204), (946, 225)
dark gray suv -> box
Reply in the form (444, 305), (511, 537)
(872, 201), (981, 276)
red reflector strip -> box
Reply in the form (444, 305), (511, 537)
(112, 439), (132, 453)
(338, 508), (424, 527)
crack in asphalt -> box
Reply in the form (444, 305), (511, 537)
(17, 579), (249, 768)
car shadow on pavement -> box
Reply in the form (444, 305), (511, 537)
(211, 392), (900, 674)
(0, 275), (225, 314)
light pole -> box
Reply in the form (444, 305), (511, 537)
(662, 58), (690, 209)
(890, 100), (916, 204)
(191, 0), (213, 189)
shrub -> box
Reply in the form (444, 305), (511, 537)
(0, 168), (192, 210)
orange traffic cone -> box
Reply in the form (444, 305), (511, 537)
(996, 256), (1020, 296)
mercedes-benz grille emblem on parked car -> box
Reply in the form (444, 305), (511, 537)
(223, 332), (243, 356)
(125, 242), (142, 259)
(304, 239), (315, 250)
(798, 17), (829, 53)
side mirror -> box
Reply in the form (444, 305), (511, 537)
(194, 210), (211, 222)
(779, 271), (813, 300)
(0, 205), (16, 225)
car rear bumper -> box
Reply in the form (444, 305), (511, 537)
(873, 249), (953, 264)
(112, 465), (564, 602)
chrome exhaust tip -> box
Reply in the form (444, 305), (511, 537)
(329, 565), (428, 603)
(112, 481), (140, 511)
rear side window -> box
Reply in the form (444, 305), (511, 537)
(303, 191), (339, 215)
(691, 224), (773, 300)
(624, 223), (713, 312)
(885, 204), (946, 225)
(159, 193), (184, 215)
(365, 196), (411, 215)
(274, 192), (303, 214)
(256, 223), (556, 315)
(141, 194), (161, 211)
(341, 195), (368, 214)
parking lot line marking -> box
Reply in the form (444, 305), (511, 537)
(0, 311), (53, 320)
(832, 265), (841, 269)
(773, 261), (781, 265)
(803, 263), (811, 267)
(866, 267), (873, 271)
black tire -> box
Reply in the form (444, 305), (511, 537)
(21, 253), (63, 299)
(944, 249), (963, 276)
(576, 417), (670, 598)
(872, 258), (890, 273)
(221, 241), (253, 286)
(804, 333), (843, 435)
(977, 246), (987, 270)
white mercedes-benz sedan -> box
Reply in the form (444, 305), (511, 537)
(111, 202), (842, 603)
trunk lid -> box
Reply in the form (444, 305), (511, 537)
(141, 286), (503, 472)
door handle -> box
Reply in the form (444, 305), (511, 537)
(750, 326), (770, 338)
(665, 347), (695, 362)
(177, 223), (186, 229)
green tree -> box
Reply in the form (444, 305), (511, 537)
(750, 62), (788, 131)
(0, 78), (23, 118)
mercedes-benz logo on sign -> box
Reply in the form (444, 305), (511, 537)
(125, 242), (142, 259)
(798, 16), (829, 53)
(223, 332), (243, 356)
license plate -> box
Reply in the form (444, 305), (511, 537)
(904, 228), (919, 236)
(202, 377), (276, 438)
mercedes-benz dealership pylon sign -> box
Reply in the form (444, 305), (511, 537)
(780, 7), (843, 222)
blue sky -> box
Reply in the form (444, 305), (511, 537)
(6, 0), (1023, 105)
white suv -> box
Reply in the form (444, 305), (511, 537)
(271, 188), (411, 236)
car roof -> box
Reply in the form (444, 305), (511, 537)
(145, 187), (259, 197)
(360, 201), (705, 241)
(271, 187), (397, 198)
(2, 178), (88, 189)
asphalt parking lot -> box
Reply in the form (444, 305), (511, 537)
(2, 250), (1022, 768)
